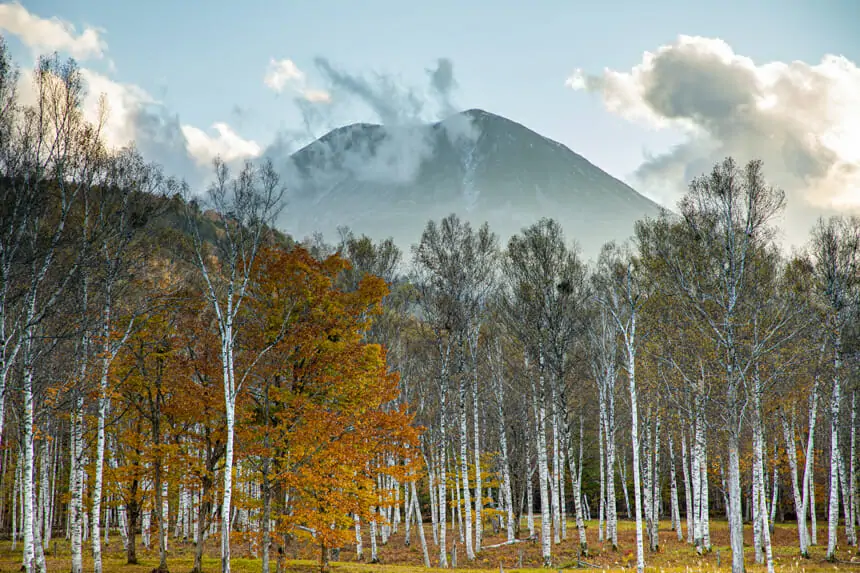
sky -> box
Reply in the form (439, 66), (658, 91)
(3, 0), (860, 248)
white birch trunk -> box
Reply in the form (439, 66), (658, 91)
(70, 398), (84, 573)
(840, 452), (855, 545)
(369, 510), (379, 563)
(669, 437), (682, 541)
(13, 454), (20, 549)
(650, 414), (661, 551)
(526, 448), (535, 537)
(22, 366), (35, 573)
(354, 515), (363, 559)
(826, 339), (842, 561)
(598, 410), (606, 543)
(770, 441), (779, 529)
(604, 376), (618, 548)
(411, 480), (431, 568)
(728, 429), (745, 573)
(221, 385), (236, 570)
(458, 371), (474, 560)
(781, 407), (809, 555)
(568, 415), (588, 554)
(426, 454), (438, 546)
(46, 436), (58, 548)
(38, 438), (49, 549)
(91, 361), (109, 573)
(559, 445), (567, 540)
(753, 420), (764, 564)
(803, 373), (821, 550)
(619, 454), (630, 520)
(689, 423), (700, 550)
(437, 364), (449, 567)
(532, 346), (552, 566)
(550, 380), (562, 545)
(493, 361), (515, 543)
(852, 392), (858, 541)
(752, 367), (774, 572)
(625, 319), (645, 573)
(142, 509), (151, 549)
(641, 417), (653, 551)
(471, 341), (483, 553)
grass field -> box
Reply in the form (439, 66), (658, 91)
(2, 518), (858, 573)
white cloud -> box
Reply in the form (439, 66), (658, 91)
(15, 66), (149, 152)
(567, 35), (860, 237)
(264, 58), (304, 92)
(0, 2), (106, 60)
(79, 69), (153, 149)
(264, 58), (331, 103)
(302, 88), (332, 103)
(3, 3), (260, 186)
(181, 122), (262, 166)
(17, 58), (257, 175)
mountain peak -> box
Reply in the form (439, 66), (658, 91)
(458, 108), (504, 121)
(280, 109), (661, 256)
(444, 108), (534, 135)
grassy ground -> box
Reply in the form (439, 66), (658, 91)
(1, 518), (858, 573)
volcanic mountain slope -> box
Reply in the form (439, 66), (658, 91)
(275, 109), (663, 258)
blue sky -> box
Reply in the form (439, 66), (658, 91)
(3, 0), (860, 240)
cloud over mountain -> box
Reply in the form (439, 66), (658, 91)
(567, 35), (860, 245)
(264, 58), (331, 103)
(262, 57), (481, 196)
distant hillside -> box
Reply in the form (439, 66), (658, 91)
(272, 109), (663, 257)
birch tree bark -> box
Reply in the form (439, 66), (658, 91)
(469, 329), (483, 553)
(532, 348), (553, 566)
(598, 411), (606, 543)
(410, 480), (431, 568)
(594, 242), (647, 573)
(826, 341), (842, 562)
(489, 336), (515, 542)
(681, 429), (694, 544)
(184, 159), (285, 573)
(669, 436), (682, 541)
(752, 363), (775, 573)
(650, 414), (661, 552)
(457, 363), (474, 560)
(781, 406), (810, 555)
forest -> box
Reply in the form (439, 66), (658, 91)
(2, 39), (860, 573)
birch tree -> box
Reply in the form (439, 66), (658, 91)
(413, 214), (498, 563)
(0, 38), (28, 449)
(587, 303), (619, 548)
(502, 218), (587, 564)
(487, 321), (516, 542)
(593, 241), (648, 573)
(807, 216), (860, 562)
(638, 158), (790, 573)
(90, 150), (168, 573)
(10, 53), (106, 573)
(184, 158), (285, 573)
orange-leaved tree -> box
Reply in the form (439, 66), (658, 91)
(242, 245), (420, 572)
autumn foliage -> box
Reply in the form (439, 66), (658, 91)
(245, 246), (420, 569)
(105, 243), (419, 572)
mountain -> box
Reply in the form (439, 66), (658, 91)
(276, 109), (663, 257)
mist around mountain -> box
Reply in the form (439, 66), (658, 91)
(270, 109), (663, 258)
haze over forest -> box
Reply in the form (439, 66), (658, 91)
(0, 4), (859, 573)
